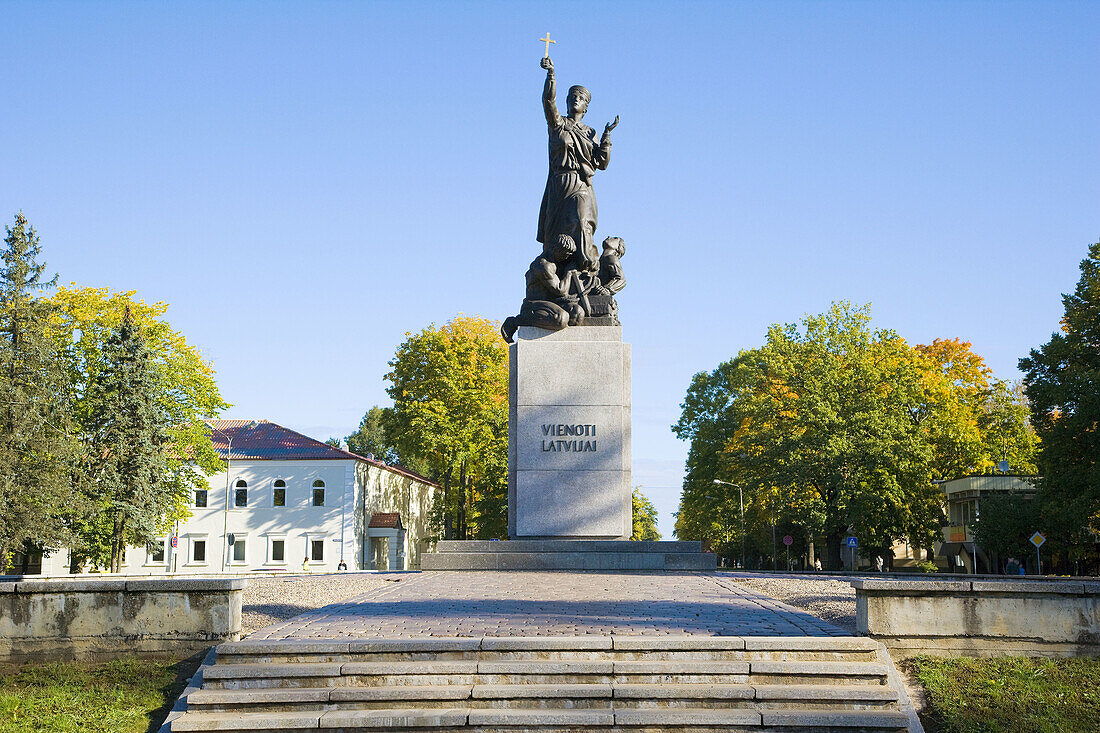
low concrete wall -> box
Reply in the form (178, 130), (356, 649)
(854, 577), (1100, 658)
(0, 577), (245, 660)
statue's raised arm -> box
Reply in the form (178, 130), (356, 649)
(541, 57), (562, 128)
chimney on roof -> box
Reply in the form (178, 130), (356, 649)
(366, 453), (375, 461)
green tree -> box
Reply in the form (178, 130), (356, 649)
(0, 213), (79, 568)
(81, 308), (175, 572)
(631, 487), (661, 541)
(343, 405), (433, 477)
(676, 303), (940, 568)
(979, 379), (1038, 474)
(1020, 241), (1100, 571)
(346, 406), (397, 462)
(675, 303), (1039, 569)
(46, 285), (227, 569)
(971, 490), (1038, 564)
(383, 316), (508, 539)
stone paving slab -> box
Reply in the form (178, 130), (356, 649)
(246, 572), (848, 640)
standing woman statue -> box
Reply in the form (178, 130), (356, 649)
(538, 56), (619, 273)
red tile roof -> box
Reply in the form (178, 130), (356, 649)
(203, 420), (438, 486)
(368, 512), (403, 529)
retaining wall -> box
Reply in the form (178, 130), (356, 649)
(0, 577), (245, 660)
(853, 577), (1100, 658)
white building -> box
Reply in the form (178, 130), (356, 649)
(35, 420), (439, 576)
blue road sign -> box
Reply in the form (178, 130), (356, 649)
(845, 536), (858, 548)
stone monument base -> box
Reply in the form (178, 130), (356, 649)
(509, 326), (632, 539)
(420, 540), (717, 571)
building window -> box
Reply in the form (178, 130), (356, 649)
(235, 479), (247, 507)
(312, 479), (325, 507)
(192, 539), (207, 564)
(195, 489), (208, 507)
(148, 541), (165, 564)
(232, 538), (246, 564)
(273, 479), (286, 507)
(311, 539), (324, 562)
(271, 539), (285, 563)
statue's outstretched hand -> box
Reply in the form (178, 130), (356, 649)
(541, 57), (554, 73)
(603, 115), (619, 135)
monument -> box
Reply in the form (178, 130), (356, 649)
(422, 39), (714, 570)
(503, 50), (631, 540)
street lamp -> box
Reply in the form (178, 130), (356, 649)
(713, 479), (746, 570)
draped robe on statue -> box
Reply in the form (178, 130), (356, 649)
(537, 74), (611, 271)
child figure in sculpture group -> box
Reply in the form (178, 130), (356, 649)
(594, 236), (626, 296)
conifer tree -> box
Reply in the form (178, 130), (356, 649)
(0, 213), (78, 568)
(1020, 241), (1100, 570)
(83, 306), (173, 572)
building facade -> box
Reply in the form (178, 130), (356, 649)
(934, 474), (1038, 573)
(35, 420), (438, 576)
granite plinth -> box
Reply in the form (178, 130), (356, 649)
(420, 540), (717, 571)
(507, 326), (631, 540)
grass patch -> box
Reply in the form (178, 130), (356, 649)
(0, 654), (201, 733)
(907, 655), (1100, 733)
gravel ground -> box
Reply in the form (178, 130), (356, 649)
(721, 573), (858, 633)
(240, 572), (404, 634)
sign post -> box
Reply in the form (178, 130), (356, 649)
(783, 535), (793, 570)
(845, 536), (858, 571)
(1029, 532), (1045, 575)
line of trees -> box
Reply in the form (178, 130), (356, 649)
(0, 213), (226, 573)
(673, 300), (1036, 570)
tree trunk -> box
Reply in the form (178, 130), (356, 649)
(827, 531), (842, 570)
(442, 466), (453, 539)
(458, 463), (468, 540)
(111, 517), (125, 573)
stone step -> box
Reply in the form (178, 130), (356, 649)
(200, 659), (888, 690)
(212, 636), (882, 665)
(187, 682), (900, 714)
(173, 635), (915, 731)
(170, 706), (911, 731)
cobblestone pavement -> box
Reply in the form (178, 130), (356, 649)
(241, 572), (398, 634)
(246, 572), (850, 640)
(718, 572), (858, 633)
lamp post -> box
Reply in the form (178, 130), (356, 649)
(205, 421), (233, 573)
(712, 480), (745, 569)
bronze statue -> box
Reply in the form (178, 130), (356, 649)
(501, 50), (626, 344)
(537, 56), (618, 273)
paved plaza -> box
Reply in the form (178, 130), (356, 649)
(246, 571), (850, 640)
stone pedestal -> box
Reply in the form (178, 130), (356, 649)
(507, 326), (632, 539)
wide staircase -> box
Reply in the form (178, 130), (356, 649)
(170, 635), (916, 731)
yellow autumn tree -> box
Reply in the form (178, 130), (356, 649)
(383, 315), (508, 539)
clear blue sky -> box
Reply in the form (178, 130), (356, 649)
(4, 1), (1098, 538)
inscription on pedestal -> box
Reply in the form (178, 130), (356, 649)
(541, 423), (597, 452)
(508, 326), (631, 539)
